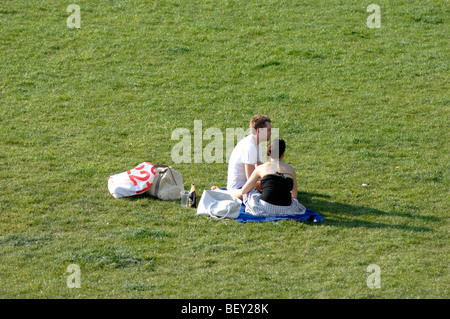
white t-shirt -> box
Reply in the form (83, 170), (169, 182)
(227, 134), (263, 190)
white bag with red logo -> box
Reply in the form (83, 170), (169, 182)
(108, 162), (157, 199)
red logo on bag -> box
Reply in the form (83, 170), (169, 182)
(127, 162), (156, 194)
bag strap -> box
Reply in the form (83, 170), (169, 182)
(153, 174), (162, 198)
(153, 164), (170, 170)
(155, 164), (179, 186)
(208, 201), (233, 220)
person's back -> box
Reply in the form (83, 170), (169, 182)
(256, 159), (295, 203)
(260, 173), (293, 206)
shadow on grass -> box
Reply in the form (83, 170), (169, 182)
(298, 192), (438, 232)
(124, 192), (436, 232)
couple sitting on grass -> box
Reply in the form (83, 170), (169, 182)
(212, 115), (306, 217)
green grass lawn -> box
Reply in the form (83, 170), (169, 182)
(0, 0), (448, 298)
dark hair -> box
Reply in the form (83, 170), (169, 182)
(267, 138), (286, 159)
(250, 115), (271, 130)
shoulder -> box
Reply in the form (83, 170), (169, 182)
(235, 135), (255, 149)
(256, 162), (273, 176)
(281, 162), (296, 175)
(242, 134), (254, 143)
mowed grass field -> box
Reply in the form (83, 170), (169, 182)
(0, 0), (448, 299)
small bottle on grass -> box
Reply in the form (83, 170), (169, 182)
(188, 184), (197, 208)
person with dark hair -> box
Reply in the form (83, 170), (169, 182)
(226, 114), (272, 190)
(231, 138), (306, 217)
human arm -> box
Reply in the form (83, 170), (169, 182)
(244, 163), (256, 180)
(245, 163), (262, 191)
(291, 169), (298, 198)
(242, 140), (262, 190)
(231, 166), (262, 199)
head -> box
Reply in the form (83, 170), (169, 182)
(267, 138), (286, 160)
(250, 115), (272, 142)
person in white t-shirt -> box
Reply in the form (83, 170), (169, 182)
(226, 115), (272, 190)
